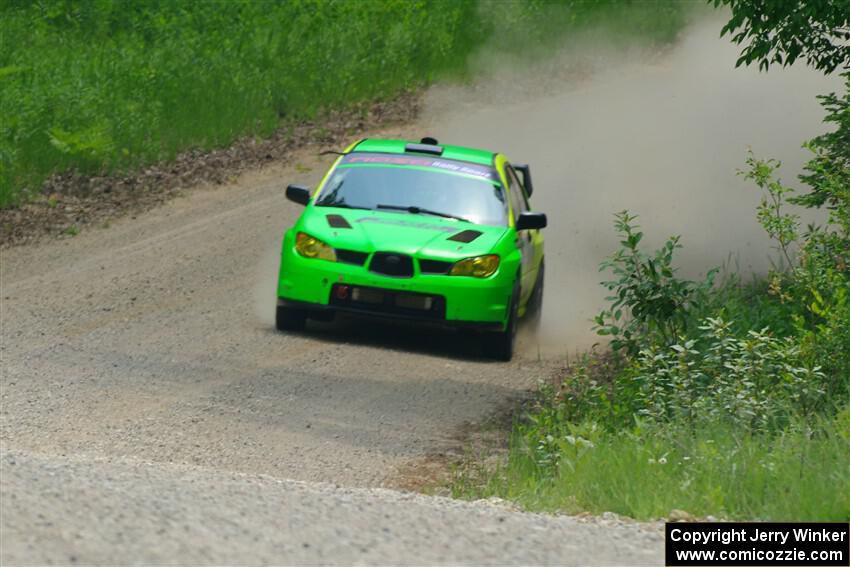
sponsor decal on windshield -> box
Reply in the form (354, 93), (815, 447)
(341, 153), (498, 181)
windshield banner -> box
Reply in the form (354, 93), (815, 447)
(340, 153), (499, 182)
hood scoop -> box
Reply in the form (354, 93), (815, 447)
(447, 229), (482, 243)
(326, 214), (352, 229)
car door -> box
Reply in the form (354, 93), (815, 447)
(504, 163), (538, 304)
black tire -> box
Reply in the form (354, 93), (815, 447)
(308, 309), (335, 323)
(526, 260), (545, 321)
(276, 304), (307, 332)
(484, 285), (519, 361)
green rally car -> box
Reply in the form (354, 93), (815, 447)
(276, 137), (546, 360)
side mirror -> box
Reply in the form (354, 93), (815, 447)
(286, 184), (311, 206)
(513, 163), (533, 196)
(516, 211), (547, 231)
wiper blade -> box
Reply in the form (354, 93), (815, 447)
(376, 204), (469, 223)
(315, 201), (372, 211)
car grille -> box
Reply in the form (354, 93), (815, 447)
(369, 252), (414, 277)
(418, 259), (453, 275)
(336, 249), (369, 266)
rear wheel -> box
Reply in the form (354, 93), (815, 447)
(276, 303), (306, 332)
(484, 285), (519, 361)
(526, 261), (545, 326)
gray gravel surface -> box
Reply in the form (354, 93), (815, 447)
(1, 450), (663, 565)
(2, 145), (547, 488)
(1, 140), (660, 564)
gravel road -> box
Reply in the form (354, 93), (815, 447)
(1, 450), (662, 565)
(1, 141), (547, 488)
(1, 136), (665, 564)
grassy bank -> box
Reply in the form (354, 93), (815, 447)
(0, 0), (689, 208)
(453, 259), (849, 521)
(454, 412), (849, 521)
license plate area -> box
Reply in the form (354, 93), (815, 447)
(351, 287), (383, 304)
(395, 294), (432, 310)
(331, 284), (445, 319)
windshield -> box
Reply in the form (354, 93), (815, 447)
(314, 153), (508, 226)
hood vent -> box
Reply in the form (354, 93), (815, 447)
(326, 214), (352, 228)
(448, 229), (482, 243)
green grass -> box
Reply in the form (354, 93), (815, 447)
(453, 412), (850, 521)
(0, 0), (691, 208)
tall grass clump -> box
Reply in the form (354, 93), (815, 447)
(453, 75), (850, 521)
(0, 0), (690, 208)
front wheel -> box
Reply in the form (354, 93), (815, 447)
(276, 303), (306, 332)
(483, 287), (518, 361)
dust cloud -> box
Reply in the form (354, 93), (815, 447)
(254, 242), (281, 327)
(420, 15), (844, 357)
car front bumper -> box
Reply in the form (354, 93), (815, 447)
(276, 248), (514, 331)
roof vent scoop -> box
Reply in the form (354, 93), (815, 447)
(405, 137), (443, 156)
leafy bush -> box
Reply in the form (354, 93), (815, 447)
(593, 211), (716, 355)
(712, 0), (850, 73)
(626, 318), (827, 430)
(797, 73), (850, 209)
(741, 149), (849, 403)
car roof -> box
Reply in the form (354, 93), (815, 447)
(351, 138), (497, 167)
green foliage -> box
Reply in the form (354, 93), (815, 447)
(0, 0), (691, 208)
(694, 275), (797, 336)
(629, 319), (829, 430)
(797, 73), (850, 210)
(712, 0), (850, 73)
(455, 415), (849, 521)
(594, 211), (716, 355)
(744, 153), (850, 377)
(48, 124), (115, 172)
(742, 153), (800, 268)
(544, 322), (833, 435)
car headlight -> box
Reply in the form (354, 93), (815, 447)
(295, 232), (336, 261)
(449, 254), (500, 278)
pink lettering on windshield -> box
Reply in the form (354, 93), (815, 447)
(343, 153), (497, 181)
